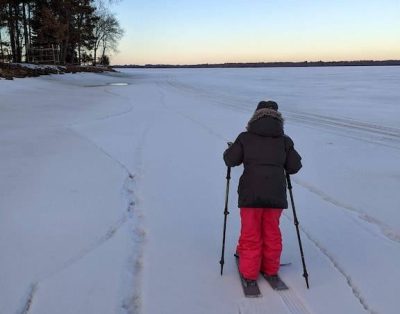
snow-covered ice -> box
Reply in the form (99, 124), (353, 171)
(1, 66), (399, 314)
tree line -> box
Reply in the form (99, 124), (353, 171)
(120, 60), (400, 69)
(0, 0), (123, 65)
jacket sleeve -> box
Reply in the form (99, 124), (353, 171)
(284, 135), (302, 174)
(223, 135), (244, 167)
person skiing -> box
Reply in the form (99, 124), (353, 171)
(223, 100), (302, 286)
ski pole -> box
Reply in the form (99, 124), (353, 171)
(286, 173), (310, 289)
(219, 143), (232, 275)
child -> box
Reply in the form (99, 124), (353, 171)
(223, 100), (302, 285)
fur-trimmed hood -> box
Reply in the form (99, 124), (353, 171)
(246, 108), (284, 137)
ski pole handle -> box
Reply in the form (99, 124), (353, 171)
(286, 173), (292, 189)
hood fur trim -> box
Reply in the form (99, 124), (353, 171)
(247, 108), (284, 129)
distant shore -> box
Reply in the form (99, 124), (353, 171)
(114, 60), (400, 69)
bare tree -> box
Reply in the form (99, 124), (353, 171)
(99, 13), (123, 64)
(92, 9), (123, 65)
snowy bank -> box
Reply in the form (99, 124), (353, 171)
(0, 62), (115, 80)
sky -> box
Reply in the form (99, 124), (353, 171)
(111, 0), (400, 65)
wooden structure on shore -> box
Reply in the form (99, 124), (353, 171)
(27, 45), (60, 64)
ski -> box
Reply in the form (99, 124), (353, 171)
(262, 273), (289, 290)
(234, 254), (262, 298)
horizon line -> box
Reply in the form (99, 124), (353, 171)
(112, 59), (400, 68)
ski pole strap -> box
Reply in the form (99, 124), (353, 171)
(226, 166), (231, 180)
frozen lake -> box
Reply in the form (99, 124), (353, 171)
(1, 66), (399, 314)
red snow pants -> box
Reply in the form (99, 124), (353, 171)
(237, 207), (283, 280)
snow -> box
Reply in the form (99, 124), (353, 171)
(13, 63), (66, 71)
(1, 66), (400, 314)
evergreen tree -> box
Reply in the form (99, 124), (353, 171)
(1, 0), (123, 65)
(0, 1), (8, 61)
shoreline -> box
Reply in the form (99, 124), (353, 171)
(0, 63), (116, 80)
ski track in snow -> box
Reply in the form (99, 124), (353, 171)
(18, 215), (129, 313)
(165, 77), (400, 151)
(165, 78), (251, 114)
(120, 174), (146, 314)
(16, 212), (128, 314)
(237, 299), (280, 314)
(94, 86), (136, 122)
(281, 213), (375, 314)
(157, 81), (230, 143)
(14, 81), (149, 314)
(166, 105), (229, 142)
(66, 110), (153, 313)
(18, 284), (38, 314)
(292, 178), (400, 244)
(120, 119), (153, 314)
(283, 111), (400, 151)
(42, 213), (129, 282)
(238, 288), (313, 314)
(66, 79), (155, 314)
(278, 289), (312, 314)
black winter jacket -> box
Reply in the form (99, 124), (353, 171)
(223, 109), (302, 209)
